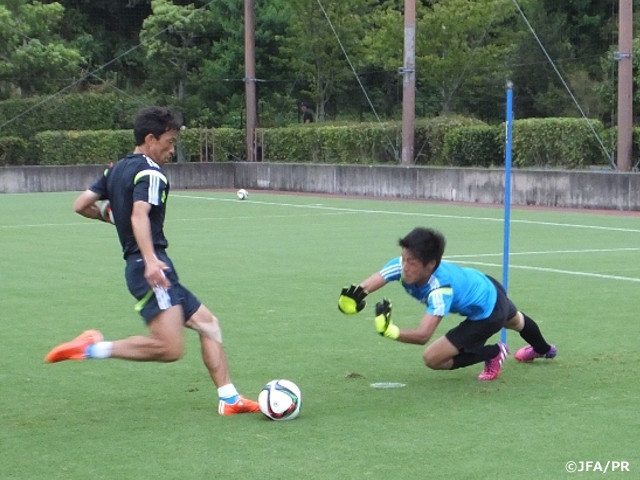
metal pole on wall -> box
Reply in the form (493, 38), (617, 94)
(401, 0), (416, 165)
(501, 81), (514, 345)
(244, 0), (257, 162)
(616, 0), (633, 171)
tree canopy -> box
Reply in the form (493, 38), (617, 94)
(0, 0), (635, 126)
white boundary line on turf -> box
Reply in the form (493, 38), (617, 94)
(447, 247), (640, 258)
(456, 260), (640, 283)
(174, 194), (640, 234)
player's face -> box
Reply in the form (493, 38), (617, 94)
(401, 248), (435, 286)
(147, 130), (178, 164)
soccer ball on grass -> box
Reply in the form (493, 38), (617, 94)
(236, 188), (248, 200)
(258, 379), (301, 421)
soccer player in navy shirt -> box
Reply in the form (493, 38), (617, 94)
(338, 227), (556, 381)
(45, 106), (260, 415)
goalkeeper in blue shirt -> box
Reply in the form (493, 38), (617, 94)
(338, 227), (556, 381)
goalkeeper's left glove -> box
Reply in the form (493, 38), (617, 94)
(374, 299), (399, 340)
(338, 284), (367, 314)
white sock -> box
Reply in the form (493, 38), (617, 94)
(217, 384), (239, 403)
(86, 341), (113, 359)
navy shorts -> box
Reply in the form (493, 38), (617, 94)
(445, 276), (518, 351)
(124, 250), (201, 324)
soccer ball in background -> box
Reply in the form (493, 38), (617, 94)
(258, 379), (302, 421)
(236, 188), (248, 200)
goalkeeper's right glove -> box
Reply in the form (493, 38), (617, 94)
(338, 284), (367, 314)
(374, 299), (399, 340)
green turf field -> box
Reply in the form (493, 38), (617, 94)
(1, 190), (638, 479)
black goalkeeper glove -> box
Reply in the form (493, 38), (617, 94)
(338, 284), (367, 314)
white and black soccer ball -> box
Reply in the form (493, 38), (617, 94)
(236, 188), (248, 200)
(95, 199), (114, 224)
(258, 379), (302, 421)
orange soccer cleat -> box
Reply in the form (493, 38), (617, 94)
(44, 330), (103, 363)
(218, 397), (261, 416)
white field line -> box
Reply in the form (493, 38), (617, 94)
(175, 194), (640, 234)
(454, 260), (640, 283)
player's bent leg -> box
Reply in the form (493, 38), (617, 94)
(186, 305), (260, 415)
(504, 311), (524, 331)
(422, 337), (459, 370)
(186, 304), (222, 343)
(186, 305), (231, 387)
(110, 305), (186, 362)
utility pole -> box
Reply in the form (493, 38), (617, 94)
(244, 0), (257, 162)
(401, 0), (416, 165)
(616, 0), (633, 171)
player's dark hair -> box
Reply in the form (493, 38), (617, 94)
(133, 106), (183, 146)
(399, 227), (446, 268)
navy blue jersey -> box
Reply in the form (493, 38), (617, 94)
(90, 154), (170, 258)
(380, 257), (498, 320)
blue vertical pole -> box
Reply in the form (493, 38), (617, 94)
(501, 82), (513, 345)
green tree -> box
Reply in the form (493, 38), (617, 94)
(195, 0), (294, 128)
(140, 0), (211, 105)
(0, 1), (84, 97)
(58, 0), (151, 89)
(279, 0), (372, 121)
(416, 0), (517, 119)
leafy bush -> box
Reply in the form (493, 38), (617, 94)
(31, 130), (132, 165)
(443, 125), (502, 167)
(414, 115), (486, 165)
(180, 128), (245, 162)
(509, 118), (606, 168)
(261, 123), (399, 164)
(0, 136), (28, 166)
(0, 94), (123, 139)
(3, 115), (625, 169)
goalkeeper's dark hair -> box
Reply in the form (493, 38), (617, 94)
(133, 106), (183, 146)
(399, 227), (446, 269)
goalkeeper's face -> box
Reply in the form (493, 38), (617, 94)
(401, 248), (435, 286)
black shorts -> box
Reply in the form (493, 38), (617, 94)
(124, 250), (201, 324)
(445, 276), (518, 351)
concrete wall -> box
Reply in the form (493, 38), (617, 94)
(2, 162), (639, 211)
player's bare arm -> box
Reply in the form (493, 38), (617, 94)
(131, 200), (170, 289)
(359, 272), (386, 294)
(397, 313), (442, 345)
(73, 189), (102, 220)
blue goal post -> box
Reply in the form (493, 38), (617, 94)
(501, 82), (514, 345)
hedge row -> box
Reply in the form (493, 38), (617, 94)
(444, 118), (614, 169)
(0, 93), (146, 140)
(0, 116), (622, 169)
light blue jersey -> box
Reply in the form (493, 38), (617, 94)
(379, 257), (497, 321)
